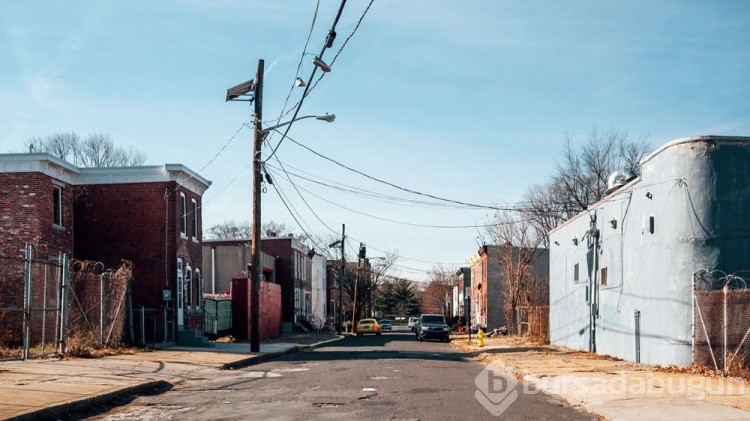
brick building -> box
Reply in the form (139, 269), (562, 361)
(468, 245), (548, 331)
(0, 153), (210, 342)
(201, 236), (323, 334)
(260, 237), (315, 333)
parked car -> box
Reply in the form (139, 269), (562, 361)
(415, 314), (451, 343)
(378, 320), (392, 330)
(408, 317), (419, 331)
(356, 318), (381, 336)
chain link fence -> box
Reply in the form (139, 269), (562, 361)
(0, 247), (63, 360)
(0, 245), (134, 360)
(0, 253), (26, 360)
(130, 306), (172, 348)
(63, 258), (131, 353)
(693, 270), (750, 377)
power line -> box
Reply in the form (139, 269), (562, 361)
(266, 161), (340, 235)
(266, 161), (479, 210)
(274, 128), (528, 211)
(265, 0), (351, 163)
(268, 167), (526, 229)
(266, 0), (321, 131)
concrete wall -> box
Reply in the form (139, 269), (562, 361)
(485, 248), (506, 329)
(201, 239), (276, 294)
(311, 254), (327, 328)
(458, 267), (471, 323)
(550, 136), (750, 366)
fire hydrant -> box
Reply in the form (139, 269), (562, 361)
(477, 328), (485, 347)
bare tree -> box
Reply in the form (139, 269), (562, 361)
(346, 252), (398, 323)
(555, 129), (650, 211)
(485, 211), (546, 335)
(522, 129), (651, 245)
(25, 132), (80, 160)
(521, 179), (578, 248)
(421, 265), (457, 316)
(23, 132), (147, 167)
(204, 220), (298, 241)
(262, 221), (295, 238)
(205, 220), (251, 240)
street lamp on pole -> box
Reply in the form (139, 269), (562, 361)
(226, 59), (335, 351)
(260, 114), (335, 137)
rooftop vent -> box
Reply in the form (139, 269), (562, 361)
(605, 169), (638, 194)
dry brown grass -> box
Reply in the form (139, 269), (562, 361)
(63, 332), (136, 358)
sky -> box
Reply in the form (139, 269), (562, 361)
(2, 1), (750, 282)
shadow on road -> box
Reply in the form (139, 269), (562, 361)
(277, 331), (472, 364)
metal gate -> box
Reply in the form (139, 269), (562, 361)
(0, 245), (66, 360)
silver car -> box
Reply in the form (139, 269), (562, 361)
(408, 317), (419, 331)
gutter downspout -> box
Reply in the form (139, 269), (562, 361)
(211, 246), (216, 294)
(590, 215), (599, 354)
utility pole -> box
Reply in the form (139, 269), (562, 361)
(250, 59), (264, 353)
(338, 224), (345, 334)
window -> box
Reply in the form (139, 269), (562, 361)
(191, 198), (198, 240)
(573, 263), (579, 283)
(179, 193), (187, 237)
(177, 258), (184, 310)
(600, 267), (608, 287)
(52, 186), (62, 227)
(185, 265), (192, 308)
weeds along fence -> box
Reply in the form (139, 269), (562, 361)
(65, 258), (131, 353)
(515, 305), (549, 343)
(693, 270), (750, 377)
(0, 245), (132, 360)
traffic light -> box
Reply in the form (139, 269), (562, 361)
(358, 243), (366, 259)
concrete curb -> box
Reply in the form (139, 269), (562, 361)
(7, 380), (172, 421)
(5, 335), (346, 420)
(298, 335), (347, 350)
(220, 347), (299, 370)
(221, 335), (345, 370)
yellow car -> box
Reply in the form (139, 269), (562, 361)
(356, 318), (381, 336)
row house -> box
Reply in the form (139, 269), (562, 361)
(201, 236), (325, 333)
(468, 245), (549, 331)
(0, 152), (210, 343)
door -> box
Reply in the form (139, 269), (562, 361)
(177, 258), (184, 327)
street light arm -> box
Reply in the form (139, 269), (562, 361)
(261, 114), (335, 136)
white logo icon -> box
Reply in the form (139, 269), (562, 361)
(475, 366), (519, 416)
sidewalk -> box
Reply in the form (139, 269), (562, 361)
(453, 334), (750, 421)
(0, 332), (343, 421)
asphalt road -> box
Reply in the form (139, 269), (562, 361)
(85, 327), (597, 420)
